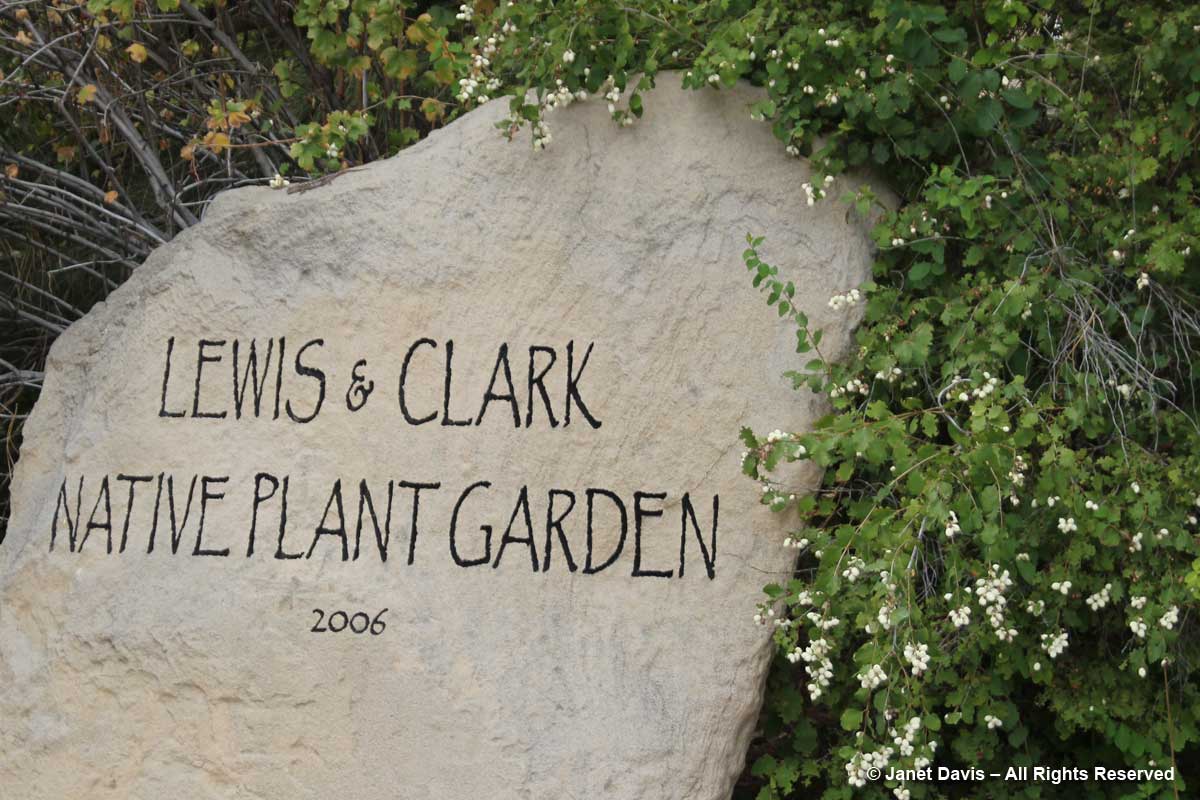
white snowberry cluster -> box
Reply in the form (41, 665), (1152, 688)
(914, 742), (936, 769)
(841, 557), (866, 583)
(1057, 516), (1077, 533)
(1129, 531), (1144, 552)
(827, 287), (862, 310)
(1130, 595), (1147, 610)
(782, 535), (809, 550)
(1041, 629), (1069, 659)
(975, 564), (1017, 641)
(762, 48), (800, 71)
(602, 76), (623, 113)
(1130, 617), (1148, 638)
(1086, 583), (1112, 611)
(500, 66), (598, 149)
(830, 377), (869, 398)
(1007, 453), (1027, 487)
(877, 602), (894, 630)
(875, 366), (903, 383)
(457, 76), (482, 103)
(544, 80), (582, 110)
(268, 173), (290, 189)
(944, 510), (961, 539)
(1050, 580), (1072, 596)
(753, 600), (790, 628)
(800, 635), (836, 700)
(949, 605), (971, 627)
(891, 716), (922, 758)
(904, 642), (931, 676)
(968, 372), (1001, 400)
(983, 714), (1004, 730)
(859, 663), (888, 690)
(801, 175), (834, 206)
(846, 747), (893, 788)
(531, 119), (552, 150)
(454, 3), (473, 21)
(1026, 599), (1045, 616)
(1160, 605), (1180, 630)
(767, 490), (797, 511)
(805, 611), (841, 631)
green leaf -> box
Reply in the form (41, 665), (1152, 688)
(933, 27), (967, 43)
(1133, 156), (1158, 184)
(750, 754), (778, 778)
(872, 140), (891, 164)
(1009, 725), (1029, 747)
(974, 98), (1003, 131)
(840, 708), (863, 731)
(894, 323), (934, 365)
(1002, 88), (1033, 109)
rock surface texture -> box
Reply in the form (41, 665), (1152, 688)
(1, 73), (876, 799)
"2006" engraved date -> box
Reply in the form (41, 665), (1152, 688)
(311, 607), (388, 635)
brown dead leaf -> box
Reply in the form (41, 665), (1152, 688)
(203, 131), (231, 154)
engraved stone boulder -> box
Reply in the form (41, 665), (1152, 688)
(1, 73), (877, 799)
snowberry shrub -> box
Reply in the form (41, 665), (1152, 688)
(460, 1), (1200, 797)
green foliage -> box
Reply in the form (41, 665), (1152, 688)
(464, 1), (1200, 798)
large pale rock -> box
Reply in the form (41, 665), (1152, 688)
(1, 73), (875, 799)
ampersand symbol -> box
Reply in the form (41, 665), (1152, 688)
(345, 359), (375, 412)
